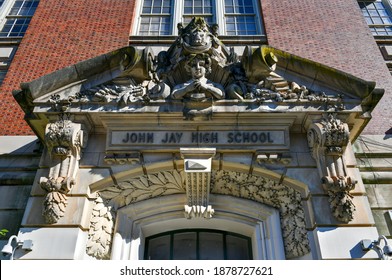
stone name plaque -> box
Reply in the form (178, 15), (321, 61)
(108, 128), (289, 151)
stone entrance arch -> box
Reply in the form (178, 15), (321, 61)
(87, 161), (311, 260)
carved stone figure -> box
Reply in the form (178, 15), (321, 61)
(171, 54), (225, 100)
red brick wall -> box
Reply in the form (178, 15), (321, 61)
(0, 0), (135, 135)
(1, 0), (391, 135)
(262, 0), (392, 135)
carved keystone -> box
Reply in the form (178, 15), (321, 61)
(180, 148), (216, 219)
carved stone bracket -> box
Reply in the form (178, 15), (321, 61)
(307, 113), (357, 222)
(181, 148), (216, 219)
(39, 119), (86, 223)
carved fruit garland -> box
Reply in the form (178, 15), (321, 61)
(211, 170), (310, 259)
(86, 170), (186, 259)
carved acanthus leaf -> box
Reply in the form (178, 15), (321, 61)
(86, 196), (115, 259)
(42, 191), (68, 224)
(211, 170), (310, 259)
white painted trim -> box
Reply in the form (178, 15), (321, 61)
(132, 0), (264, 36)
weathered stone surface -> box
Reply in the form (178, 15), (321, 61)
(371, 209), (392, 236)
(17, 227), (90, 260)
(315, 227), (380, 259)
(365, 184), (392, 208)
(0, 210), (25, 238)
(311, 196), (374, 225)
(0, 186), (31, 209)
(21, 197), (92, 229)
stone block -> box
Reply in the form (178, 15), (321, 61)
(80, 152), (101, 166)
(0, 155), (40, 169)
(311, 195), (375, 225)
(142, 152), (174, 166)
(372, 209), (392, 237)
(285, 168), (323, 194)
(344, 142), (357, 167)
(0, 136), (39, 155)
(0, 185), (31, 209)
(293, 152), (316, 167)
(21, 197), (92, 230)
(365, 184), (392, 208)
(0, 210), (25, 238)
(0, 171), (36, 185)
(315, 227), (380, 259)
(71, 168), (112, 196)
(15, 228), (90, 260)
(289, 133), (311, 153)
(222, 152), (253, 166)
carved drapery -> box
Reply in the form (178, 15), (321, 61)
(307, 113), (356, 222)
(40, 119), (85, 223)
(89, 169), (310, 259)
(210, 170), (310, 259)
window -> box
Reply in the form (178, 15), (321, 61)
(144, 229), (252, 260)
(135, 0), (264, 36)
(183, 0), (214, 25)
(224, 0), (258, 35)
(359, 0), (392, 35)
(0, 0), (39, 37)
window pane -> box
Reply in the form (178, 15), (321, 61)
(199, 233), (224, 260)
(226, 235), (251, 260)
(173, 232), (197, 260)
(146, 235), (171, 260)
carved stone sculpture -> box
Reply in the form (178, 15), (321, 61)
(307, 113), (356, 222)
(86, 195), (114, 259)
(96, 168), (310, 258)
(40, 119), (85, 223)
(211, 170), (310, 258)
(171, 54), (225, 100)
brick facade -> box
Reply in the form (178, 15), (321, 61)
(0, 0), (135, 135)
(262, 0), (392, 135)
(0, 0), (391, 135)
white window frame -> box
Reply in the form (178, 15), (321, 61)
(0, 0), (39, 38)
(359, 0), (392, 36)
(132, 0), (264, 36)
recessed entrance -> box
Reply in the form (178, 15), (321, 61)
(144, 229), (252, 260)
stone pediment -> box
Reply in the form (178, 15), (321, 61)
(14, 17), (382, 141)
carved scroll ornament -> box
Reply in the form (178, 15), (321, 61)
(307, 114), (356, 222)
(40, 119), (85, 223)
